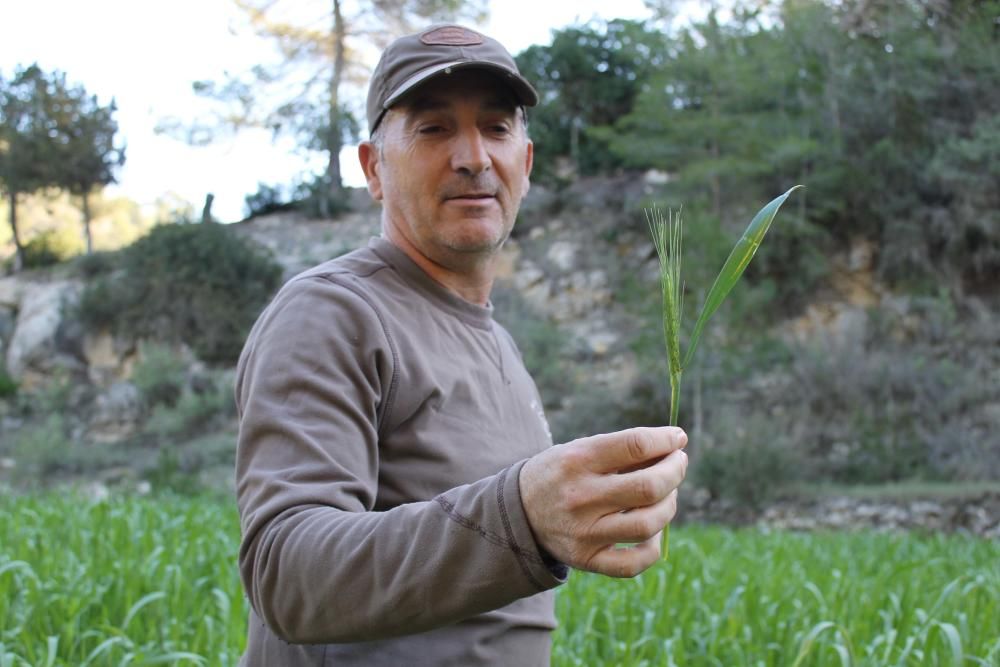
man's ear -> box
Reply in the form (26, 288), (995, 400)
(522, 139), (534, 194)
(358, 141), (383, 201)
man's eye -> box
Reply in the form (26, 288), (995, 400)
(418, 125), (445, 134)
(489, 124), (512, 135)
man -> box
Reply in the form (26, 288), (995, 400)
(234, 24), (688, 666)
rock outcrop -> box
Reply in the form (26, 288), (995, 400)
(2, 278), (84, 389)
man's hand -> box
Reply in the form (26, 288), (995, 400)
(519, 426), (688, 578)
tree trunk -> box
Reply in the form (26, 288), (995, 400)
(710, 139), (722, 219)
(8, 190), (24, 272)
(569, 116), (580, 174)
(709, 84), (722, 218)
(322, 0), (345, 217)
(201, 193), (215, 224)
(81, 190), (94, 254)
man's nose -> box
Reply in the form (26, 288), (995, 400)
(450, 128), (490, 175)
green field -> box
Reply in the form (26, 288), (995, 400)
(1, 495), (998, 666)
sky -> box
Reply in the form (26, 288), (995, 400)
(0, 0), (664, 222)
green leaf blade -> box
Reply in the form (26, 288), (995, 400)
(682, 185), (803, 368)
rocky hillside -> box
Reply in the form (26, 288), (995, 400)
(1, 178), (998, 537)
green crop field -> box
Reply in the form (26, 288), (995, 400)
(1, 494), (998, 666)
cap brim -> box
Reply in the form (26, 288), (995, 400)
(384, 60), (539, 111)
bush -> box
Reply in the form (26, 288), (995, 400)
(693, 416), (800, 510)
(244, 182), (296, 219)
(22, 229), (82, 268)
(131, 343), (188, 408)
(492, 286), (578, 407)
(71, 249), (117, 278)
(292, 175), (352, 218)
(0, 366), (16, 398)
(144, 377), (232, 440)
(4, 414), (73, 474)
(76, 222), (283, 365)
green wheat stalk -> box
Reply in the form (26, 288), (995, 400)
(647, 185), (803, 560)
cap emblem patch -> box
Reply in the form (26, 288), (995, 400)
(421, 26), (484, 46)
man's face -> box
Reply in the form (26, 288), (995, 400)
(360, 70), (533, 270)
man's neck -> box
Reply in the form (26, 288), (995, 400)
(382, 229), (496, 306)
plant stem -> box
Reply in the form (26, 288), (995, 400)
(669, 370), (682, 427)
(663, 368), (682, 561)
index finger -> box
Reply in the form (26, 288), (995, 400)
(582, 426), (687, 473)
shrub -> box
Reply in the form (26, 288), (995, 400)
(244, 182), (295, 219)
(693, 418), (800, 510)
(71, 249), (117, 278)
(22, 229), (82, 268)
(5, 414), (73, 474)
(0, 366), (16, 398)
(76, 222), (283, 365)
(292, 174), (352, 218)
(131, 343), (188, 408)
(143, 370), (234, 440)
(492, 286), (578, 407)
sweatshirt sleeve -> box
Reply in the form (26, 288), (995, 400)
(234, 275), (565, 645)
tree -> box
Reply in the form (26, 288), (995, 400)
(165, 0), (487, 217)
(54, 87), (125, 254)
(515, 19), (668, 184)
(0, 65), (62, 271)
(0, 64), (125, 268)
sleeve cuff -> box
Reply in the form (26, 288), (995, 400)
(499, 459), (570, 589)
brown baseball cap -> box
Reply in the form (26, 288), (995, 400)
(366, 24), (538, 135)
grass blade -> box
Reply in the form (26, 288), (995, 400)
(929, 621), (964, 667)
(683, 185), (803, 368)
(42, 637), (58, 667)
(122, 591), (166, 631)
(791, 620), (837, 667)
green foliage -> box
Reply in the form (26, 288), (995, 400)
(244, 176), (352, 220)
(492, 285), (578, 411)
(144, 374), (233, 441)
(925, 113), (1000, 295)
(146, 448), (204, 495)
(291, 172), (352, 218)
(69, 248), (116, 278)
(244, 182), (294, 219)
(591, 2), (998, 301)
(3, 414), (73, 475)
(0, 367), (16, 399)
(516, 19), (667, 184)
(0, 65), (60, 196)
(0, 63), (124, 265)
(784, 336), (975, 484)
(2, 494), (999, 665)
(0, 495), (246, 665)
(554, 527), (1000, 665)
(693, 415), (799, 509)
(20, 228), (82, 267)
(648, 188), (800, 428)
(77, 222), (283, 365)
(130, 343), (189, 408)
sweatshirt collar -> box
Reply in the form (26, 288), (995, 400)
(368, 237), (495, 330)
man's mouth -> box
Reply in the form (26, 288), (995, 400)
(446, 192), (495, 201)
